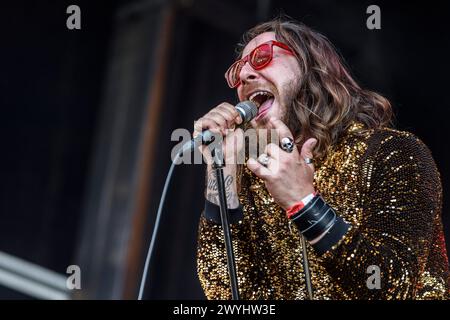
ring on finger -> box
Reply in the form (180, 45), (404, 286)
(280, 137), (295, 153)
(304, 157), (313, 164)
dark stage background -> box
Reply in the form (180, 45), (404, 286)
(0, 0), (449, 299)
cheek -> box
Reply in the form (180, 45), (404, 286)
(278, 59), (301, 85)
(268, 67), (299, 94)
(280, 69), (299, 89)
(279, 73), (301, 103)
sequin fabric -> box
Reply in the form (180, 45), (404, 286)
(197, 122), (450, 299)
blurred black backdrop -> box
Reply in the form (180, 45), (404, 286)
(0, 0), (449, 299)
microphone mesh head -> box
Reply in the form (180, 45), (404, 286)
(236, 101), (258, 123)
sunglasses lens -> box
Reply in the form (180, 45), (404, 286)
(225, 42), (277, 87)
(251, 44), (272, 68)
(227, 61), (243, 87)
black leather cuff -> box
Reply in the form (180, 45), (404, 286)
(203, 199), (244, 224)
(290, 194), (350, 254)
(311, 216), (350, 255)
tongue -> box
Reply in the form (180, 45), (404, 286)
(259, 98), (274, 114)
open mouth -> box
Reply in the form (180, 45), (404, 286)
(248, 91), (275, 120)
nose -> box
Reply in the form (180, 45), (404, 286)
(239, 61), (259, 86)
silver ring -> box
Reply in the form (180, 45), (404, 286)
(280, 137), (295, 153)
(304, 157), (313, 164)
(258, 153), (270, 167)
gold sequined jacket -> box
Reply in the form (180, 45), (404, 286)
(197, 123), (450, 299)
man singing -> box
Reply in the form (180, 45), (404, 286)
(194, 17), (449, 299)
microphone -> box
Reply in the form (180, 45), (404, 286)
(179, 101), (258, 154)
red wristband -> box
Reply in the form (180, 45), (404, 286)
(286, 191), (318, 219)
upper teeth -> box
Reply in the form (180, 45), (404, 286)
(249, 91), (272, 102)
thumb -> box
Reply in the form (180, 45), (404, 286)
(300, 138), (317, 166)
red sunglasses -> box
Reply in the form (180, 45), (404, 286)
(225, 40), (294, 88)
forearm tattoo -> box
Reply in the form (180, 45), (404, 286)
(205, 170), (239, 209)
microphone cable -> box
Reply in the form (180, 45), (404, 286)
(137, 151), (181, 300)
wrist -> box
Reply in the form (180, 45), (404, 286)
(289, 194), (351, 255)
(285, 190), (317, 218)
(207, 163), (237, 174)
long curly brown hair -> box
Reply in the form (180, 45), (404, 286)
(236, 17), (393, 159)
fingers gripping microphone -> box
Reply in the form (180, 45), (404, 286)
(195, 100), (257, 148)
(199, 100), (257, 145)
(180, 101), (258, 155)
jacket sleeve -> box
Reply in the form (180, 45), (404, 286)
(317, 132), (448, 299)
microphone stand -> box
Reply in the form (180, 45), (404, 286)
(210, 143), (240, 300)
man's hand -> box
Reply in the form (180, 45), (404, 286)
(247, 118), (317, 210)
(193, 102), (245, 167)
